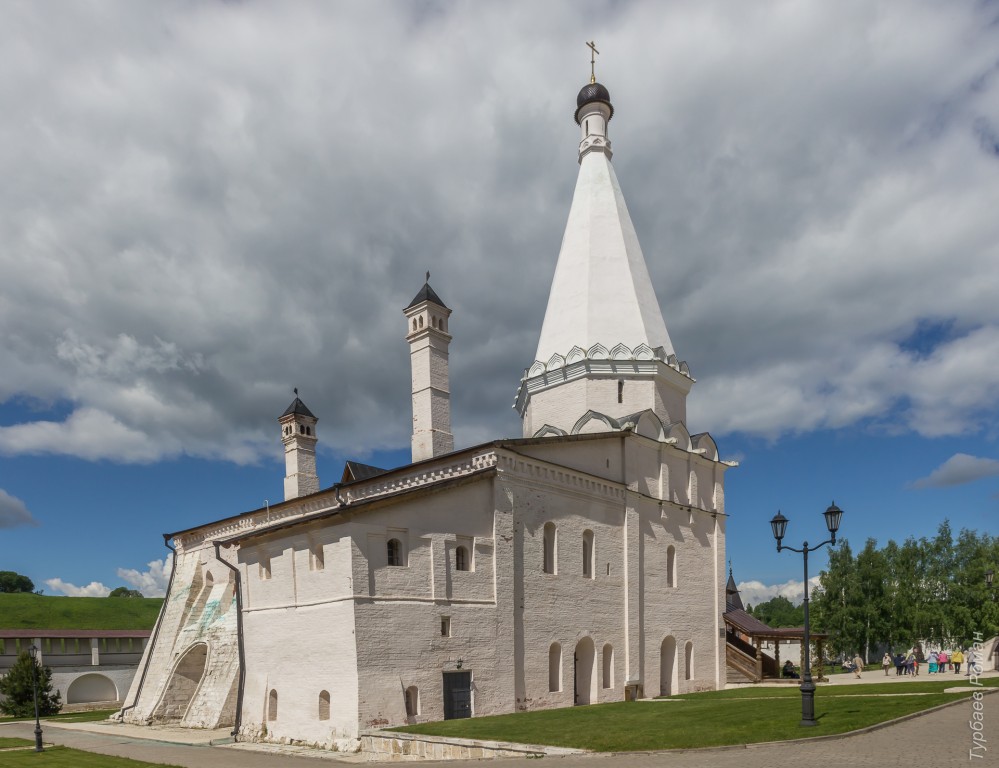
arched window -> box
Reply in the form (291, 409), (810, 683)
(318, 690), (330, 720)
(582, 530), (594, 578)
(455, 546), (469, 572)
(412, 318), (417, 331)
(387, 538), (404, 567)
(543, 523), (557, 574)
(666, 545), (676, 588)
(685, 641), (694, 680)
(419, 316), (424, 328)
(603, 644), (614, 689)
(268, 689), (278, 721)
(548, 643), (561, 692)
(405, 686), (419, 717)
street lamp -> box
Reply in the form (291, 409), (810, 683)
(769, 502), (843, 727)
(987, 569), (994, 589)
(27, 644), (43, 752)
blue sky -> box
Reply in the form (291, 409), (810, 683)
(1, 1), (998, 600)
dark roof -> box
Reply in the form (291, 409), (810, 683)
(725, 569), (744, 612)
(406, 281), (448, 310)
(0, 629), (152, 639)
(281, 397), (315, 419)
(574, 81), (614, 124)
(341, 461), (390, 484)
(724, 609), (827, 640)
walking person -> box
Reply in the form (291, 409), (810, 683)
(966, 646), (978, 676)
(895, 652), (905, 676)
(852, 652), (865, 679)
(952, 648), (964, 674)
(938, 649), (949, 673)
(905, 651), (915, 676)
(928, 650), (939, 674)
(882, 652), (892, 676)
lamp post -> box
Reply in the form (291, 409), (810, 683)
(27, 644), (43, 752)
(770, 503), (843, 727)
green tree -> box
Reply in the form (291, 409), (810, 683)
(854, 539), (890, 661)
(811, 539), (864, 657)
(0, 571), (34, 593)
(748, 595), (804, 627)
(0, 652), (61, 717)
(108, 587), (144, 598)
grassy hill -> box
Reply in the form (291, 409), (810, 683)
(0, 593), (163, 630)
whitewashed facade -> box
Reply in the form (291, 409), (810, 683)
(119, 75), (733, 751)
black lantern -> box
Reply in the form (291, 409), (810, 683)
(770, 511), (788, 546)
(823, 502), (843, 538)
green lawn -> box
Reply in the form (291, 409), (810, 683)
(1, 709), (119, 724)
(396, 680), (995, 751)
(0, 745), (182, 767)
(0, 593), (162, 630)
(0, 737), (35, 748)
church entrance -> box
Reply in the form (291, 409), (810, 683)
(573, 637), (595, 705)
(442, 671), (471, 720)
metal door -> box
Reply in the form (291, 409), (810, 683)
(442, 671), (472, 719)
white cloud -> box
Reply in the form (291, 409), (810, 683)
(737, 576), (822, 608)
(913, 453), (999, 489)
(0, 489), (37, 529)
(0, 2), (997, 466)
(44, 578), (111, 597)
(117, 556), (173, 598)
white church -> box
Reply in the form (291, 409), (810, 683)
(119, 71), (735, 751)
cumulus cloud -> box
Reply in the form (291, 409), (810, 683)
(912, 453), (999, 489)
(117, 556), (173, 597)
(737, 576), (822, 608)
(44, 578), (111, 597)
(0, 2), (997, 467)
(0, 489), (38, 528)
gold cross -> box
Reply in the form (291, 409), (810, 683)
(586, 41), (599, 84)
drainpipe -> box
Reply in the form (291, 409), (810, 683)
(213, 540), (245, 741)
(118, 534), (178, 720)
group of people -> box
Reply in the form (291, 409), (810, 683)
(880, 647), (977, 676)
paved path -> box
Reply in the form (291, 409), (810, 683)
(1, 672), (995, 768)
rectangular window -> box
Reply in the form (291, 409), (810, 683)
(441, 616), (451, 637)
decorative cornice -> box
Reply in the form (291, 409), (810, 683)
(513, 343), (694, 416)
(497, 451), (627, 503)
(175, 449), (500, 552)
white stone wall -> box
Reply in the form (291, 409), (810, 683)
(125, 430), (728, 746)
(122, 544), (240, 729)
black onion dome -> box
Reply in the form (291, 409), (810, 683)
(574, 81), (614, 124)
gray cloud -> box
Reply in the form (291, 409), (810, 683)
(1, 2), (998, 467)
(0, 489), (37, 528)
(912, 453), (999, 489)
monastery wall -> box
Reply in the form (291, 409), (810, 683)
(511, 473), (629, 710)
(637, 496), (724, 695)
(350, 479), (500, 730)
(238, 531), (358, 749)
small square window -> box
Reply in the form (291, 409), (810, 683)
(440, 616), (451, 637)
